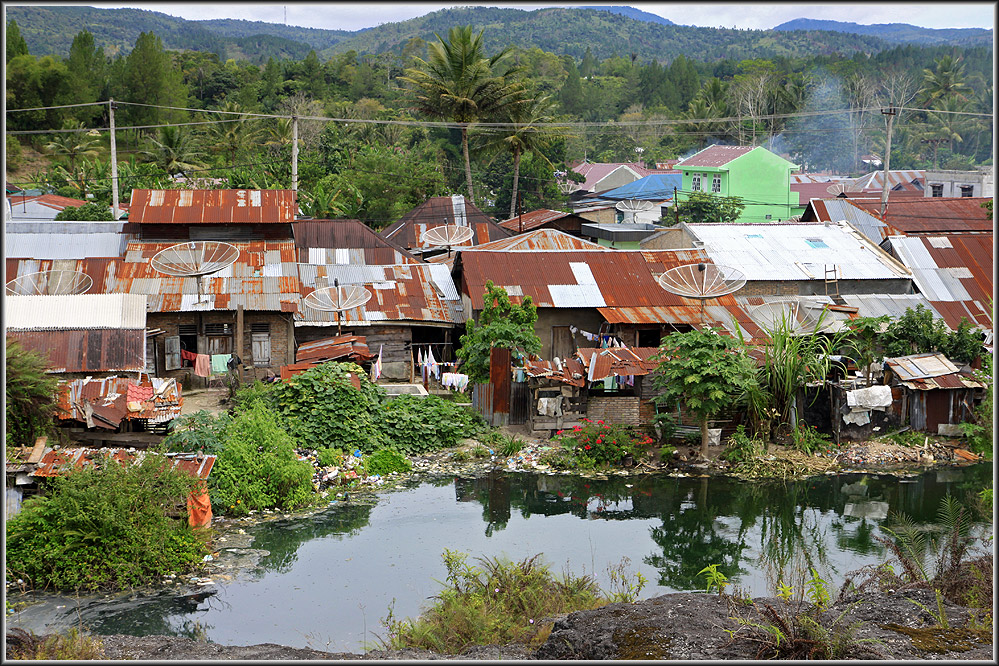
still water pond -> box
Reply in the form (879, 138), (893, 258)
(9, 464), (992, 653)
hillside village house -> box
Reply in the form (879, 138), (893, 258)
(380, 194), (513, 257)
(675, 145), (799, 223)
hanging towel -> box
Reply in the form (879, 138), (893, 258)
(194, 354), (211, 378)
(180, 349), (198, 363)
(374, 344), (383, 380)
(211, 354), (231, 374)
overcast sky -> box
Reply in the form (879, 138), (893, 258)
(79, 2), (997, 32)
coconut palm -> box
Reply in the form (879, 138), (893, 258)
(203, 101), (264, 166)
(400, 25), (522, 204)
(919, 54), (970, 107)
(923, 98), (968, 166)
(138, 126), (205, 176)
(477, 89), (566, 219)
(44, 121), (102, 171)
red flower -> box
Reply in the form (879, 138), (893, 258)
(597, 420), (604, 424)
(596, 438), (603, 444)
(584, 445), (591, 450)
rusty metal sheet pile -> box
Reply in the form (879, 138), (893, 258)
(523, 357), (587, 387)
(6, 329), (145, 373)
(56, 376), (183, 428)
(468, 229), (609, 252)
(886, 352), (960, 381)
(295, 334), (374, 363)
(129, 189), (296, 224)
(498, 209), (575, 232)
(30, 448), (215, 479)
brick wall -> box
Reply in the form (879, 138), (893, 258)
(587, 395), (641, 426)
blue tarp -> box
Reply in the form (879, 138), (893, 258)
(596, 174), (682, 201)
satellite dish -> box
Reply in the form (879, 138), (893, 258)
(749, 298), (820, 334)
(614, 199), (655, 212)
(826, 183), (849, 195)
(150, 241), (239, 303)
(6, 270), (93, 295)
(421, 224), (474, 247)
(657, 263), (746, 325)
(301, 279), (372, 335)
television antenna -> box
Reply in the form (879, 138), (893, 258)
(5, 270), (93, 295)
(421, 224), (474, 257)
(656, 263), (746, 325)
(150, 241), (239, 303)
(301, 279), (372, 335)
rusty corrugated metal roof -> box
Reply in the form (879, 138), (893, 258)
(30, 448), (214, 479)
(381, 195), (512, 249)
(129, 189), (296, 224)
(467, 229), (610, 252)
(293, 219), (422, 265)
(498, 209), (585, 232)
(6, 329), (145, 373)
(848, 197), (992, 233)
(523, 356), (587, 386)
(886, 352), (986, 391)
(576, 346), (660, 380)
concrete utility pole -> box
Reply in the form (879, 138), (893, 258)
(109, 98), (120, 220)
(879, 107), (897, 219)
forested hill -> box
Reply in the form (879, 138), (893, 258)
(773, 18), (994, 46)
(6, 3), (970, 65)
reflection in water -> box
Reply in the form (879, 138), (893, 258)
(7, 463), (990, 652)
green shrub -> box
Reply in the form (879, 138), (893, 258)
(377, 393), (485, 455)
(162, 410), (232, 454)
(53, 201), (113, 221)
(959, 353), (992, 458)
(791, 423), (831, 454)
(316, 447), (346, 468)
(209, 403), (315, 516)
(5, 450), (208, 591)
(383, 551), (604, 653)
(549, 418), (653, 469)
(364, 447), (412, 476)
(272, 362), (386, 452)
(722, 424), (765, 464)
(5, 339), (58, 449)
(6, 135), (24, 171)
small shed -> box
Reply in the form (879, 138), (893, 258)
(884, 352), (986, 434)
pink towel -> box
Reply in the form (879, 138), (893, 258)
(194, 354), (211, 378)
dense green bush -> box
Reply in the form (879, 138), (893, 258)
(208, 402), (315, 515)
(162, 409), (232, 453)
(5, 339), (58, 449)
(549, 418), (654, 469)
(5, 450), (208, 591)
(363, 447), (413, 476)
(377, 393), (485, 454)
(272, 362), (387, 452)
(52, 202), (114, 221)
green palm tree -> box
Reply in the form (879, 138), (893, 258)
(923, 98), (968, 165)
(138, 126), (205, 176)
(919, 54), (970, 107)
(400, 25), (522, 204)
(204, 101), (264, 166)
(477, 89), (566, 219)
(44, 121), (102, 171)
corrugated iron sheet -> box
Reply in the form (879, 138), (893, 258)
(296, 334), (375, 363)
(498, 209), (578, 232)
(380, 196), (512, 248)
(6, 294), (147, 330)
(5, 232), (128, 259)
(466, 229), (609, 252)
(523, 356), (587, 386)
(31, 448), (215, 479)
(676, 145), (755, 168)
(847, 170), (925, 192)
(6, 328), (145, 373)
(56, 376), (183, 428)
(296, 263), (464, 325)
(293, 219), (421, 265)
(848, 196), (992, 233)
(804, 198), (888, 244)
(687, 222), (911, 280)
(576, 346), (660, 380)
(886, 353), (960, 380)
(129, 189), (296, 224)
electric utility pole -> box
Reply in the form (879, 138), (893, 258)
(880, 107), (897, 219)
(109, 98), (120, 220)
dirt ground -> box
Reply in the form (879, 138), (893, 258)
(180, 388), (230, 416)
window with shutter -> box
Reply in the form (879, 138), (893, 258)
(145, 337), (157, 374)
(251, 332), (271, 367)
(165, 336), (181, 371)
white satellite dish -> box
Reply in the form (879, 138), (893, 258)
(657, 263), (746, 325)
(826, 183), (849, 196)
(6, 270), (93, 296)
(150, 241), (239, 302)
(421, 224), (475, 257)
(749, 298), (821, 334)
(301, 279), (372, 335)
(614, 199), (655, 212)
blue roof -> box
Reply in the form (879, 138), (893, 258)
(597, 174), (682, 201)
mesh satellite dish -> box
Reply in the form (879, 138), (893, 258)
(615, 198), (655, 222)
(150, 241), (239, 303)
(421, 224), (474, 257)
(657, 263), (747, 325)
(826, 183), (849, 196)
(301, 278), (372, 335)
(6, 270), (93, 295)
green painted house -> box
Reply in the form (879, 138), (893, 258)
(675, 145), (799, 223)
